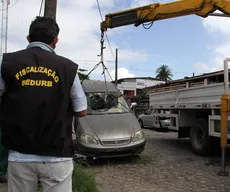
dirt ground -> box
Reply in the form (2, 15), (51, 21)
(92, 129), (230, 192)
(1, 128), (230, 192)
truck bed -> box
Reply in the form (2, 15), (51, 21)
(149, 82), (225, 109)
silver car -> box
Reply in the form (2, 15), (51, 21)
(138, 108), (170, 128)
(74, 80), (146, 158)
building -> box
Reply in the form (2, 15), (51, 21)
(143, 69), (230, 94)
(114, 77), (165, 98)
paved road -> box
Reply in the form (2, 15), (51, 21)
(93, 129), (230, 192)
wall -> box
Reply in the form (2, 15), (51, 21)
(117, 81), (136, 96)
(117, 78), (164, 96)
(136, 79), (165, 89)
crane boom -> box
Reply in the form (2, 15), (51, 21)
(101, 0), (230, 31)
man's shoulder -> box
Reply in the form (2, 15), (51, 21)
(54, 54), (79, 69)
(3, 49), (27, 57)
(55, 54), (77, 64)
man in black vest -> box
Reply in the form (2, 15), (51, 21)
(0, 16), (87, 192)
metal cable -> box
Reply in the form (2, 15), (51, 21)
(39, 0), (44, 16)
(80, 62), (101, 84)
(96, 0), (115, 58)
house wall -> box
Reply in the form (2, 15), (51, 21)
(136, 79), (164, 89)
(117, 78), (164, 97)
(117, 82), (136, 96)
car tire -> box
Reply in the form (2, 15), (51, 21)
(139, 119), (144, 128)
(189, 118), (210, 156)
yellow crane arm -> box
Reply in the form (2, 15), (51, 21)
(101, 0), (230, 31)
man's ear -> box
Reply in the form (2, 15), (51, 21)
(54, 36), (58, 44)
(51, 37), (58, 49)
(27, 35), (31, 43)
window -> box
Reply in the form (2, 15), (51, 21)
(145, 109), (153, 115)
(124, 90), (135, 97)
(86, 92), (130, 115)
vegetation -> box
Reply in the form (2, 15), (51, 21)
(72, 164), (99, 192)
(88, 154), (153, 168)
(155, 64), (173, 83)
(38, 163), (99, 192)
(78, 68), (90, 81)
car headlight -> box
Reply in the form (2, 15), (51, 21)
(131, 130), (144, 142)
(80, 134), (98, 144)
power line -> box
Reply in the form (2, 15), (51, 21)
(131, 68), (194, 75)
(96, 0), (103, 21)
(96, 0), (115, 58)
(73, 59), (115, 63)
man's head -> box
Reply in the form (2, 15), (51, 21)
(27, 16), (60, 49)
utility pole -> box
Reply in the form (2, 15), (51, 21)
(44, 0), (57, 20)
(115, 48), (118, 86)
(0, 0), (9, 57)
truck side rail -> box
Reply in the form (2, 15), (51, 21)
(150, 82), (226, 109)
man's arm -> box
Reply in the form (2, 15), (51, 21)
(70, 73), (87, 117)
(74, 110), (87, 117)
(0, 58), (5, 97)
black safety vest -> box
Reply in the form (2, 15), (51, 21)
(0, 47), (78, 157)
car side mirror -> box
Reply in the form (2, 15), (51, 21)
(130, 102), (137, 109)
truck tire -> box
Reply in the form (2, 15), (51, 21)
(189, 118), (210, 156)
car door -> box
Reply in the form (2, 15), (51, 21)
(142, 109), (153, 126)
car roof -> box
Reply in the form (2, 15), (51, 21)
(81, 80), (118, 93)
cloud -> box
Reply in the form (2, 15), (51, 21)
(202, 11), (230, 35)
(119, 49), (148, 62)
(131, 0), (172, 8)
(211, 42), (230, 71)
(4, 0), (147, 79)
(198, 10), (230, 73)
(193, 62), (212, 73)
(193, 42), (230, 73)
(131, 0), (154, 7)
(107, 67), (135, 81)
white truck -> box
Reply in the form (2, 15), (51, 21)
(142, 60), (230, 156)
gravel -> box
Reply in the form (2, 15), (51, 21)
(92, 129), (230, 192)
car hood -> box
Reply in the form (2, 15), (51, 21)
(79, 113), (140, 140)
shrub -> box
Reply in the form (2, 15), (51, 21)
(38, 163), (99, 192)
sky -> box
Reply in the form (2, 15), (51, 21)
(3, 0), (230, 81)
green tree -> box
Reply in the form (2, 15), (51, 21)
(155, 64), (173, 83)
(78, 68), (89, 81)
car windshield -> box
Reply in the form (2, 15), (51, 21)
(86, 92), (130, 115)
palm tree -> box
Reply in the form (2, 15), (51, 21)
(155, 64), (173, 83)
(78, 68), (90, 81)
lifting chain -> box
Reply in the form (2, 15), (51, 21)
(98, 30), (105, 64)
(81, 31), (106, 83)
(98, 30), (107, 75)
(98, 30), (108, 95)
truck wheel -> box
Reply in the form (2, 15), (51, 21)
(139, 119), (144, 128)
(190, 118), (210, 156)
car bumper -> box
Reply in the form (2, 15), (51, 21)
(75, 139), (146, 158)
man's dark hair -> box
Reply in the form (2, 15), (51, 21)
(29, 16), (60, 44)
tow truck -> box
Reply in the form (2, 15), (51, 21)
(99, 0), (230, 170)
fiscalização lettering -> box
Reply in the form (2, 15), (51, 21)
(15, 66), (59, 87)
